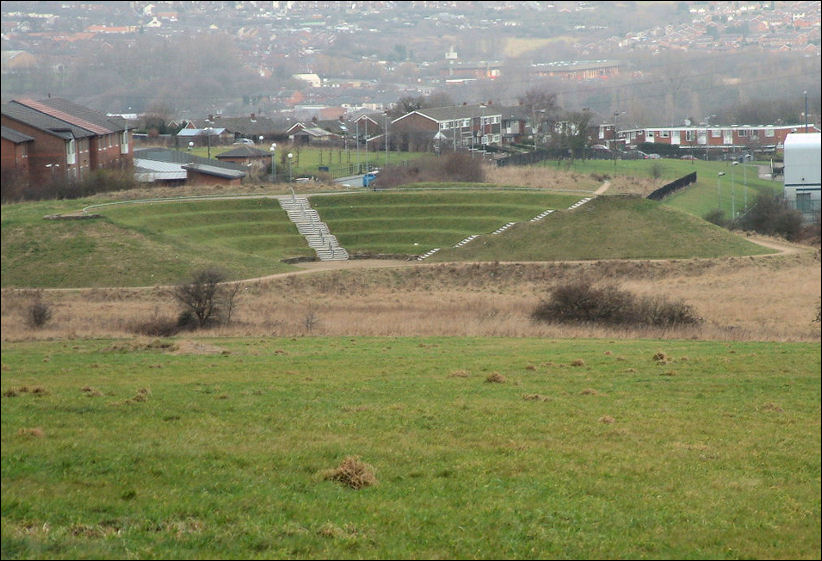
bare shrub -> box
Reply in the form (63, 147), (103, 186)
(532, 279), (701, 328)
(323, 456), (377, 490)
(25, 296), (52, 329)
(171, 268), (240, 329)
(130, 315), (181, 337)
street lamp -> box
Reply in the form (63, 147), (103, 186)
(731, 161), (740, 218)
(205, 127), (212, 159)
(384, 111), (389, 167)
(804, 90), (808, 133)
(188, 141), (194, 151)
(287, 152), (293, 182)
(276, 142), (277, 183)
(717, 171), (726, 211)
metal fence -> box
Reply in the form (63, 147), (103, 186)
(647, 172), (698, 201)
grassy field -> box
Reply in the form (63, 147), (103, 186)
(182, 144), (428, 179)
(2, 336), (819, 559)
(432, 196), (772, 262)
(534, 158), (782, 220)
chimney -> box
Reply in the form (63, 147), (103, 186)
(208, 114), (214, 121)
(250, 113), (256, 121)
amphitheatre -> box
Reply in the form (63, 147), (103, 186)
(1, 157), (820, 559)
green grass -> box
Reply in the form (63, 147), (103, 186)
(433, 196), (773, 262)
(1, 198), (309, 288)
(2, 336), (819, 559)
(541, 158), (783, 220)
(310, 190), (581, 255)
(184, 145), (428, 178)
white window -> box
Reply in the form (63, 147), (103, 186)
(765, 128), (775, 137)
(121, 131), (129, 154)
(660, 130), (669, 138)
(738, 129), (748, 137)
(462, 119), (470, 127)
(685, 130), (694, 141)
(492, 116), (500, 124)
(66, 139), (76, 164)
(440, 122), (449, 130)
(711, 129), (721, 138)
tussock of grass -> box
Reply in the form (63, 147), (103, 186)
(485, 372), (506, 383)
(599, 415), (616, 424)
(449, 369), (471, 378)
(571, 359), (586, 367)
(522, 393), (550, 401)
(323, 456), (378, 490)
(17, 427), (45, 437)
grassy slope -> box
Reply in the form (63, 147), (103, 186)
(432, 196), (773, 262)
(542, 158), (782, 219)
(2, 337), (819, 559)
(1, 198), (307, 288)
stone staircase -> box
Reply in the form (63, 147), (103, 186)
(279, 195), (349, 261)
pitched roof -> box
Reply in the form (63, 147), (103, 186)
(2, 102), (91, 140)
(13, 98), (114, 135)
(1, 125), (35, 143)
(413, 104), (503, 122)
(134, 147), (247, 171)
(28, 97), (129, 132)
(181, 163), (247, 179)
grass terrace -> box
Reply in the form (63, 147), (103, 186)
(309, 190), (581, 256)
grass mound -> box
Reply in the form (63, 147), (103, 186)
(323, 456), (378, 490)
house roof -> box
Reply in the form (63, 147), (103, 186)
(2, 102), (91, 140)
(23, 97), (129, 133)
(134, 147), (247, 171)
(12, 98), (116, 135)
(176, 127), (227, 137)
(134, 158), (187, 181)
(396, 104), (503, 124)
(293, 126), (338, 138)
(1, 125), (34, 143)
(181, 163), (247, 179)
(215, 145), (270, 159)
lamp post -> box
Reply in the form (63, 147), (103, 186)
(731, 161), (739, 218)
(205, 127), (212, 159)
(384, 111), (389, 167)
(355, 120), (360, 174)
(717, 171), (725, 211)
(259, 135), (264, 145)
(276, 142), (277, 183)
(287, 152), (293, 182)
(804, 90), (808, 133)
(188, 141), (194, 151)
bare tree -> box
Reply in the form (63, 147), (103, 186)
(172, 268), (239, 328)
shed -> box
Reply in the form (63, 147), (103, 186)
(783, 132), (821, 224)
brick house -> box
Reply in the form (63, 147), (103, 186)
(391, 104), (503, 152)
(615, 123), (820, 155)
(1, 126), (34, 194)
(1, 97), (132, 189)
(214, 145), (271, 168)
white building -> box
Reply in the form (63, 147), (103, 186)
(783, 132), (821, 224)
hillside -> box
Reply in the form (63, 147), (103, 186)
(431, 195), (773, 262)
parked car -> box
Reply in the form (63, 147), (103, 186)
(680, 154), (699, 160)
(647, 153), (661, 159)
(233, 138), (255, 145)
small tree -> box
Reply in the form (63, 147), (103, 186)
(172, 268), (239, 328)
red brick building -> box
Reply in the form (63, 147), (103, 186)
(1, 97), (132, 190)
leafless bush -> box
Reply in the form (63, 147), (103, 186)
(171, 268), (240, 329)
(25, 295), (53, 329)
(532, 279), (702, 327)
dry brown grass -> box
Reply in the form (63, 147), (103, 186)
(2, 250), (819, 343)
(485, 372), (507, 383)
(323, 456), (378, 490)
